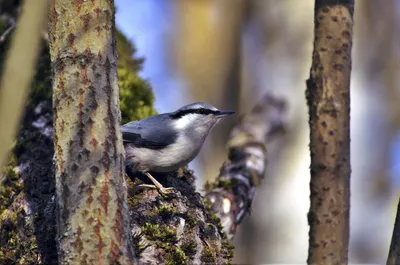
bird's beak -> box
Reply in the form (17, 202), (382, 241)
(215, 110), (235, 117)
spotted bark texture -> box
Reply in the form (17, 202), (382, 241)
(306, 0), (354, 264)
(48, 1), (136, 264)
(204, 94), (286, 239)
(387, 198), (400, 265)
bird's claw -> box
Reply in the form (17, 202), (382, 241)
(132, 183), (176, 196)
(158, 186), (176, 195)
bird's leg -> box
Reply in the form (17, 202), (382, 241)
(134, 172), (175, 195)
(145, 172), (176, 195)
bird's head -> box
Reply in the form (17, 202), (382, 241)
(169, 102), (234, 136)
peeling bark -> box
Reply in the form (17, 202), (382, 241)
(48, 1), (135, 264)
(204, 94), (286, 239)
(306, 0), (354, 264)
(387, 198), (400, 265)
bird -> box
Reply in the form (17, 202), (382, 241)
(121, 102), (235, 195)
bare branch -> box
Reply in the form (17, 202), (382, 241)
(204, 94), (286, 239)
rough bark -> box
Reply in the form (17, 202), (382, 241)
(204, 94), (286, 239)
(48, 1), (135, 264)
(0, 0), (48, 168)
(306, 0), (354, 264)
(388, 198), (400, 265)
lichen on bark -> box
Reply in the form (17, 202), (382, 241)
(306, 0), (354, 264)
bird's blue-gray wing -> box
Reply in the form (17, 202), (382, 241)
(121, 114), (177, 150)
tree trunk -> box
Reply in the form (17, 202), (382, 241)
(388, 198), (400, 265)
(48, 1), (135, 264)
(306, 0), (354, 264)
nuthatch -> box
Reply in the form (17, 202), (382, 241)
(121, 102), (234, 194)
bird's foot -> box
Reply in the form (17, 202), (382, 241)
(158, 186), (176, 195)
(137, 172), (176, 195)
(133, 183), (176, 195)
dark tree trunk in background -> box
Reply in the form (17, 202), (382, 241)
(48, 0), (135, 264)
(388, 198), (400, 265)
(306, 0), (354, 264)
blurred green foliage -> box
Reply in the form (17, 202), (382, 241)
(116, 30), (157, 123)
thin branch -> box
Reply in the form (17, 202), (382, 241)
(204, 94), (286, 239)
(0, 20), (16, 43)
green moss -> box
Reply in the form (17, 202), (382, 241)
(203, 197), (224, 231)
(141, 222), (191, 264)
(217, 178), (234, 190)
(181, 239), (197, 257)
(158, 204), (175, 218)
(181, 212), (197, 227)
(0, 153), (23, 215)
(132, 232), (150, 257)
(201, 245), (216, 263)
(204, 178), (234, 192)
(0, 207), (39, 265)
(141, 223), (177, 243)
(127, 193), (144, 209)
(203, 197), (236, 262)
(204, 181), (213, 192)
(221, 239), (235, 262)
(165, 247), (187, 265)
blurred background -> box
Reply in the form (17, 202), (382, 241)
(115, 0), (400, 264)
(0, 0), (398, 264)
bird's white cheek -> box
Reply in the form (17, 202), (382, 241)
(173, 115), (195, 130)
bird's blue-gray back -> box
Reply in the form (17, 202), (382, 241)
(121, 114), (178, 150)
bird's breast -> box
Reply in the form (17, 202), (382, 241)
(125, 135), (203, 173)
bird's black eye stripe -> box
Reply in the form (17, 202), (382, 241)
(170, 108), (217, 119)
